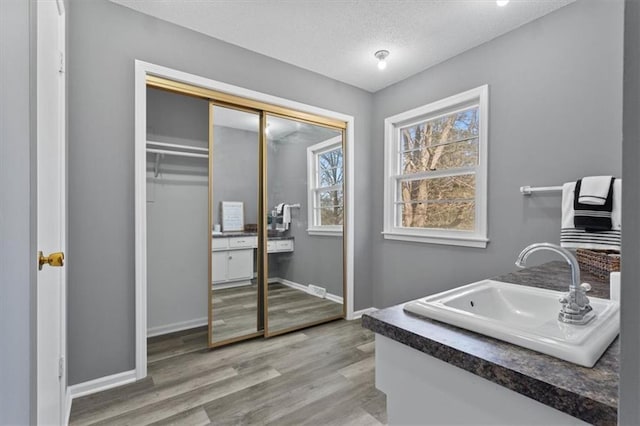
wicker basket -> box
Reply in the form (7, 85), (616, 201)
(244, 223), (258, 233)
(576, 249), (620, 280)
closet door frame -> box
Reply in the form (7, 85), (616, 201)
(135, 61), (355, 379)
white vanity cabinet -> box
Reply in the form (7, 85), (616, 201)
(212, 235), (294, 286)
(211, 251), (228, 281)
(376, 334), (590, 425)
(267, 239), (294, 253)
(211, 249), (254, 284)
(226, 249), (253, 280)
(211, 236), (256, 285)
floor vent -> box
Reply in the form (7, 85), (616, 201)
(308, 284), (327, 298)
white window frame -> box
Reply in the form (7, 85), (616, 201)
(382, 85), (489, 248)
(307, 135), (343, 236)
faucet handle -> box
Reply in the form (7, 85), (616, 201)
(573, 283), (592, 311)
(559, 283), (592, 313)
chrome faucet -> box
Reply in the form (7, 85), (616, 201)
(516, 242), (595, 325)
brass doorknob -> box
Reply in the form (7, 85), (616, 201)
(38, 251), (64, 270)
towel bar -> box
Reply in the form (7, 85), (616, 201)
(520, 185), (563, 195)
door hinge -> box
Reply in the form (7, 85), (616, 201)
(59, 51), (64, 74)
(58, 357), (64, 379)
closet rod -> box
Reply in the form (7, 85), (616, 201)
(147, 140), (208, 153)
(146, 148), (208, 159)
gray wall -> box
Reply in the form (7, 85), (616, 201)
(620, 0), (640, 422)
(146, 88), (209, 333)
(0, 0), (37, 424)
(212, 126), (260, 227)
(147, 88), (208, 147)
(68, 0), (373, 384)
(268, 129), (344, 297)
(146, 172), (209, 331)
(370, 0), (624, 308)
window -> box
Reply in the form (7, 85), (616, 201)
(383, 85), (488, 248)
(307, 136), (343, 236)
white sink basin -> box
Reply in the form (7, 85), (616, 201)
(404, 279), (620, 367)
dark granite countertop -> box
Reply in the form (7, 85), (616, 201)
(212, 231), (293, 241)
(362, 261), (618, 425)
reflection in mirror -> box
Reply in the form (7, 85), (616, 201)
(266, 115), (344, 334)
(210, 105), (261, 345)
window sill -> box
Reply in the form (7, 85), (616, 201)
(381, 231), (488, 248)
(307, 228), (343, 237)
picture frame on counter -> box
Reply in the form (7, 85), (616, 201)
(221, 201), (244, 232)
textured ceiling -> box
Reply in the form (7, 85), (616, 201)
(111, 0), (575, 92)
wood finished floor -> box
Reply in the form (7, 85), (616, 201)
(69, 319), (386, 426)
(212, 283), (344, 343)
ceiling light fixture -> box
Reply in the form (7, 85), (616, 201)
(496, 0), (510, 6)
(375, 50), (389, 70)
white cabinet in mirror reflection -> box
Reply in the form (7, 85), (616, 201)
(211, 249), (253, 286)
(212, 235), (294, 287)
(227, 250), (253, 282)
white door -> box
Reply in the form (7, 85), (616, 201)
(37, 0), (67, 424)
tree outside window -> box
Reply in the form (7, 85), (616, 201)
(398, 107), (478, 230)
(307, 136), (343, 235)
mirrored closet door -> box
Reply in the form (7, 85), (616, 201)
(264, 114), (345, 336)
(209, 104), (262, 346)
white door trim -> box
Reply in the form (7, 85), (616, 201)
(134, 60), (356, 380)
(57, 1), (68, 422)
(36, 0), (67, 423)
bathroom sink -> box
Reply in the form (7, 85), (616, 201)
(404, 279), (619, 367)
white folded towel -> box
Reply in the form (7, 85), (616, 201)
(561, 179), (621, 251)
(578, 176), (613, 206)
(282, 204), (291, 225)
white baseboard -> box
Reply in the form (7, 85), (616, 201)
(64, 387), (72, 426)
(68, 369), (137, 400)
(270, 277), (344, 304)
(270, 277), (306, 292)
(350, 307), (377, 320)
(325, 293), (344, 304)
(147, 317), (208, 338)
